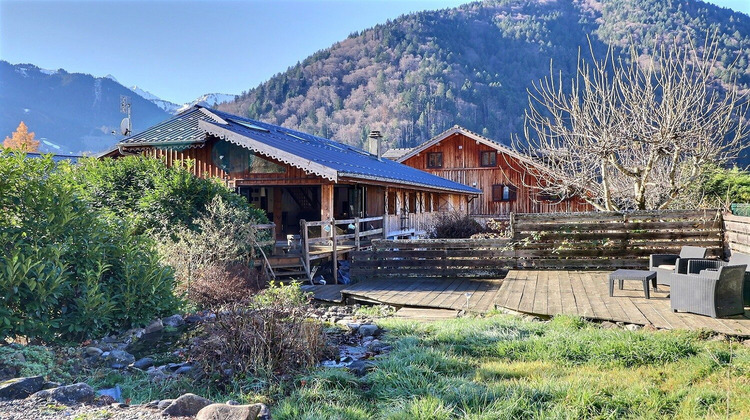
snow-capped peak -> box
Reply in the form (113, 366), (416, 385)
(130, 85), (162, 102)
(103, 74), (119, 83)
(176, 93), (236, 113)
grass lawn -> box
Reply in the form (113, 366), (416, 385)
(273, 314), (750, 419)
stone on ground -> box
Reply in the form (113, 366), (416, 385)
(196, 403), (270, 420)
(0, 376), (45, 400)
(161, 393), (212, 417)
(32, 383), (95, 405)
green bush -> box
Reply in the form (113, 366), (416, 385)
(0, 152), (179, 343)
(72, 155), (267, 233)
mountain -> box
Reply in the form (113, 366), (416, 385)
(129, 87), (235, 115)
(0, 61), (171, 154)
(130, 86), (182, 114)
(219, 0), (750, 151)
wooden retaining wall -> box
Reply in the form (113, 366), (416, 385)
(350, 210), (723, 280)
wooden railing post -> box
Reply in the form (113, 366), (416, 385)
(354, 217), (361, 251)
(331, 219), (338, 284)
(300, 219), (311, 281)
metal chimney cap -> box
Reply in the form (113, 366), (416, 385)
(368, 130), (383, 138)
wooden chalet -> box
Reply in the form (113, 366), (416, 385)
(102, 106), (480, 281)
(397, 126), (592, 216)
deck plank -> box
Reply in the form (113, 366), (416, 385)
(306, 270), (750, 336)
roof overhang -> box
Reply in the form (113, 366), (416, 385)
(199, 119), (339, 182)
(339, 172), (481, 195)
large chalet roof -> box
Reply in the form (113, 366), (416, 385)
(115, 106), (480, 195)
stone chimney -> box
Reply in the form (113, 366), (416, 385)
(368, 130), (383, 160)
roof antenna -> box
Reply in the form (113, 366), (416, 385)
(120, 95), (132, 136)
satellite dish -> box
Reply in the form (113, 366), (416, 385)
(120, 118), (131, 136)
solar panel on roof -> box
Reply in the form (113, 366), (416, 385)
(230, 119), (269, 132)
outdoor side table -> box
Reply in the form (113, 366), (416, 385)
(609, 269), (658, 299)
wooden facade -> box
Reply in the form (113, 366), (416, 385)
(134, 136), (473, 239)
(399, 128), (593, 216)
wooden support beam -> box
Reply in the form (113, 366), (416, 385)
(273, 187), (283, 241)
(321, 184), (334, 222)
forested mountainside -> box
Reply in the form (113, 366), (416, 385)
(220, 0), (750, 150)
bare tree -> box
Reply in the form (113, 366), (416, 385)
(517, 35), (749, 211)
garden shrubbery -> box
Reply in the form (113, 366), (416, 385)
(0, 153), (179, 342)
(189, 282), (329, 386)
(430, 211), (485, 238)
(0, 152), (269, 342)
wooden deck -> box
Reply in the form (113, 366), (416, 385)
(496, 270), (750, 337)
(302, 278), (503, 313)
(304, 270), (750, 336)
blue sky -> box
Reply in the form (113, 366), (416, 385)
(1, 0), (748, 104)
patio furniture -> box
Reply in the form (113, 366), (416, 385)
(649, 246), (708, 286)
(670, 265), (747, 318)
(609, 269), (657, 299)
(688, 251), (750, 306)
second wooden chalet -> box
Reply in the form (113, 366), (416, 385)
(103, 106), (480, 241)
(397, 126), (592, 216)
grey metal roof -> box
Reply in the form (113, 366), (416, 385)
(23, 152), (83, 163)
(117, 106), (480, 195)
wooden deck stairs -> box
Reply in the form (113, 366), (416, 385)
(265, 255), (310, 281)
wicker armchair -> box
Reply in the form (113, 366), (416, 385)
(670, 265), (746, 318)
(649, 246), (708, 286)
(688, 252), (750, 307)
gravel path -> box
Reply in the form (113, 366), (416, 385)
(0, 398), (193, 420)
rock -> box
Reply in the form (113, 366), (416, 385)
(625, 324), (643, 331)
(84, 346), (103, 357)
(42, 381), (62, 390)
(346, 323), (361, 333)
(600, 321), (618, 329)
(97, 385), (122, 402)
(133, 357), (155, 370)
(226, 400), (241, 406)
(174, 365), (193, 375)
(33, 383), (95, 405)
(709, 334), (727, 342)
(358, 324), (379, 337)
(347, 360), (376, 377)
(157, 399), (174, 410)
(145, 400), (160, 408)
(162, 314), (185, 328)
(111, 402), (129, 409)
(366, 339), (387, 352)
(104, 350), (135, 369)
(144, 319), (164, 335)
(185, 314), (202, 324)
(162, 393), (212, 417)
(742, 339), (750, 348)
(0, 376), (45, 400)
(196, 403), (270, 420)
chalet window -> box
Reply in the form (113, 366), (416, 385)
(480, 151), (496, 167)
(427, 152), (443, 168)
(538, 191), (563, 202)
(492, 184), (517, 202)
